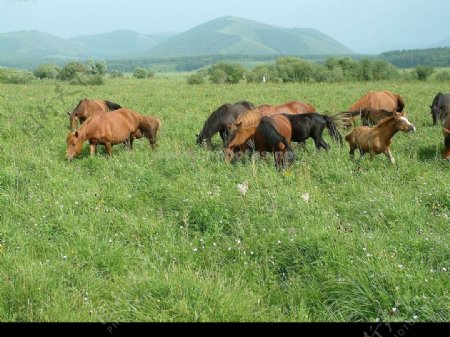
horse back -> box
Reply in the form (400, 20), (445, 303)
(84, 108), (137, 143)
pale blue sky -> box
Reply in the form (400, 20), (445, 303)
(1, 0), (449, 53)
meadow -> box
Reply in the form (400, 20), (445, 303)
(0, 76), (448, 322)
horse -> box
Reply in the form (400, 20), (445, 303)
(196, 100), (255, 149)
(224, 108), (263, 161)
(66, 108), (159, 160)
(345, 112), (416, 164)
(68, 98), (122, 130)
(258, 100), (316, 115)
(443, 113), (450, 160)
(360, 108), (395, 126)
(430, 92), (450, 126)
(254, 114), (295, 169)
(346, 90), (405, 127)
(282, 112), (343, 150)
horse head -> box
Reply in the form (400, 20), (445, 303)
(394, 112), (416, 133)
(66, 131), (84, 160)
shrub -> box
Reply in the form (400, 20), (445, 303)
(33, 64), (60, 79)
(207, 63), (245, 84)
(109, 70), (124, 78)
(0, 68), (35, 84)
(415, 65), (434, 81)
(133, 67), (148, 79)
(57, 62), (87, 81)
(187, 71), (206, 85)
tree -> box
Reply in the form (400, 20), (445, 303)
(87, 60), (107, 75)
(207, 63), (245, 84)
(57, 62), (87, 81)
(415, 65), (434, 81)
(33, 63), (60, 79)
(133, 67), (147, 79)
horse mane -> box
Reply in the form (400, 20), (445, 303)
(104, 100), (122, 111)
(235, 108), (263, 128)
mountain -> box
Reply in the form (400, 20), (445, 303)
(145, 16), (354, 57)
(70, 30), (158, 58)
(0, 30), (86, 60)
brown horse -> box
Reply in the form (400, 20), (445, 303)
(345, 112), (416, 164)
(68, 99), (122, 130)
(255, 114), (294, 169)
(224, 108), (263, 162)
(443, 113), (450, 160)
(66, 108), (160, 160)
(345, 91), (405, 127)
(360, 108), (395, 126)
(258, 100), (316, 115)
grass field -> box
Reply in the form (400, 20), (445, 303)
(0, 77), (448, 322)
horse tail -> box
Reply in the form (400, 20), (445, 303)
(341, 110), (360, 128)
(105, 100), (122, 111)
(324, 113), (344, 146)
(395, 94), (405, 112)
(259, 117), (295, 166)
(138, 115), (161, 147)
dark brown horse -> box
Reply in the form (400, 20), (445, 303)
(66, 108), (159, 160)
(430, 92), (450, 126)
(345, 91), (405, 127)
(360, 108), (395, 126)
(196, 101), (255, 149)
(258, 100), (316, 115)
(68, 99), (122, 130)
(345, 112), (416, 164)
(282, 113), (343, 149)
(255, 114), (295, 169)
(443, 113), (450, 160)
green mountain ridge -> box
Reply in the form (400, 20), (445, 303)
(145, 16), (354, 57)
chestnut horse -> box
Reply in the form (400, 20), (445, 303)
(66, 108), (160, 160)
(68, 99), (122, 130)
(224, 108), (263, 162)
(443, 113), (450, 160)
(345, 112), (416, 164)
(258, 100), (316, 115)
(345, 91), (405, 127)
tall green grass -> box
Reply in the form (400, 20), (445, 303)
(0, 78), (448, 322)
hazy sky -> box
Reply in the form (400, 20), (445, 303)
(1, 0), (450, 53)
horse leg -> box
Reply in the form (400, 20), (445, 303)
(90, 144), (96, 156)
(384, 149), (395, 165)
(105, 142), (113, 156)
(129, 135), (135, 150)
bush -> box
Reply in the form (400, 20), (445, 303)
(87, 60), (107, 75)
(109, 70), (124, 78)
(133, 67), (148, 79)
(0, 68), (35, 84)
(57, 62), (87, 81)
(69, 73), (104, 86)
(187, 72), (206, 85)
(435, 70), (450, 82)
(207, 63), (245, 84)
(415, 65), (434, 81)
(33, 64), (60, 79)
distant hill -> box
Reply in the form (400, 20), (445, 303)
(145, 16), (354, 57)
(379, 47), (450, 68)
(70, 30), (158, 58)
(0, 30), (86, 60)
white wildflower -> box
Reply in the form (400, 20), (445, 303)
(237, 182), (249, 197)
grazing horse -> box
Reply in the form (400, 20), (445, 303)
(224, 108), (263, 162)
(443, 114), (450, 160)
(68, 98), (122, 130)
(430, 92), (450, 126)
(345, 112), (416, 164)
(282, 113), (343, 150)
(258, 100), (316, 115)
(66, 108), (159, 160)
(255, 114), (295, 169)
(196, 100), (255, 149)
(346, 90), (405, 127)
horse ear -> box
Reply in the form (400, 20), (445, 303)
(74, 131), (79, 138)
(235, 121), (243, 128)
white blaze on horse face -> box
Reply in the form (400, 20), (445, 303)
(400, 116), (416, 132)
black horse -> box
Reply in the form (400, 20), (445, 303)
(283, 112), (343, 150)
(430, 92), (450, 126)
(196, 101), (255, 149)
